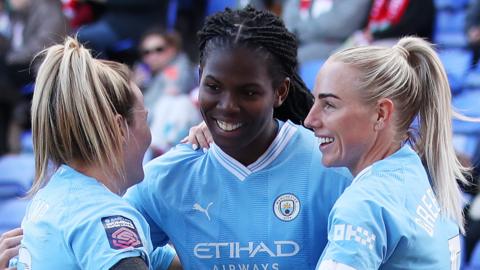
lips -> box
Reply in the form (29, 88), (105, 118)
(216, 120), (243, 132)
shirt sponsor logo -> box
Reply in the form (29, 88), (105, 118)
(332, 224), (376, 250)
(101, 215), (143, 249)
(273, 194), (300, 221)
(193, 202), (214, 221)
(194, 241), (300, 259)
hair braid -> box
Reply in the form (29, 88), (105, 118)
(197, 5), (313, 125)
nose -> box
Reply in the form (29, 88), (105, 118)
(304, 103), (321, 130)
(217, 91), (240, 113)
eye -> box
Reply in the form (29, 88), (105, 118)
(245, 90), (256, 96)
(204, 83), (220, 92)
(322, 100), (336, 110)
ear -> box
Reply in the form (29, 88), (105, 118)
(274, 77), (290, 107)
(115, 114), (128, 142)
(374, 98), (394, 131)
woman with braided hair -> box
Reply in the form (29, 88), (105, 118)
(124, 5), (351, 269)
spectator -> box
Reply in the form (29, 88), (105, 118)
(134, 27), (200, 157)
(76, 0), (168, 57)
(0, 0), (69, 154)
(283, 0), (371, 63)
(348, 0), (435, 47)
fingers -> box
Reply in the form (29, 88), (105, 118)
(0, 245), (20, 269)
(195, 132), (209, 151)
(0, 228), (23, 269)
(0, 229), (22, 239)
(200, 123), (213, 146)
(187, 126), (201, 150)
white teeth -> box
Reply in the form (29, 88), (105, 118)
(318, 137), (334, 145)
(216, 120), (243, 131)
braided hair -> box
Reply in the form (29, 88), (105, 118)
(197, 5), (313, 125)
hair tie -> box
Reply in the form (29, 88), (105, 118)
(393, 44), (410, 59)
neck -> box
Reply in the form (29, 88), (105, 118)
(224, 120), (279, 166)
(350, 137), (401, 177)
(68, 161), (124, 195)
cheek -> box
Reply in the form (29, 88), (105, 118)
(198, 90), (215, 111)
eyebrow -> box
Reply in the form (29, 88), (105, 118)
(204, 75), (261, 88)
(317, 93), (341, 100)
(204, 75), (221, 83)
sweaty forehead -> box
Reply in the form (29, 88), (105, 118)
(202, 47), (271, 83)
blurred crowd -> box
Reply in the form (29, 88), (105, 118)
(0, 0), (479, 267)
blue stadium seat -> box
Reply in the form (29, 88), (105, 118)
(463, 65), (480, 89)
(435, 0), (470, 10)
(0, 197), (30, 234)
(0, 153), (34, 199)
(206, 0), (238, 16)
(434, 9), (468, 48)
(438, 49), (473, 94)
(299, 59), (325, 92)
(436, 9), (466, 34)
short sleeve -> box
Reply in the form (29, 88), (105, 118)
(319, 198), (387, 270)
(124, 181), (170, 248)
(150, 245), (177, 270)
(65, 203), (152, 270)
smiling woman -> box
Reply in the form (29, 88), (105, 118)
(123, 6), (352, 270)
(305, 37), (471, 270)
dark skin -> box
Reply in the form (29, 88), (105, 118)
(110, 255), (182, 270)
(110, 257), (147, 270)
(198, 47), (289, 166)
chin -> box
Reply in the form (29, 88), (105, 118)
(321, 156), (339, 168)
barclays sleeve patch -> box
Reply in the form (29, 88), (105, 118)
(101, 215), (143, 250)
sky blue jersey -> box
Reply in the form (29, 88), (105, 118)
(18, 165), (175, 270)
(124, 120), (352, 270)
(317, 145), (460, 270)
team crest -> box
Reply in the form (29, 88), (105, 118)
(274, 194), (300, 221)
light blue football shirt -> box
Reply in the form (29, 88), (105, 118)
(317, 144), (460, 270)
(18, 164), (175, 270)
(125, 120), (352, 269)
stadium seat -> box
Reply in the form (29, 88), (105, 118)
(434, 8), (468, 48)
(0, 197), (30, 234)
(435, 0), (470, 10)
(206, 0), (238, 16)
(438, 49), (473, 94)
(463, 65), (480, 89)
(0, 153), (35, 199)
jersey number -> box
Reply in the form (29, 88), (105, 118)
(448, 235), (461, 270)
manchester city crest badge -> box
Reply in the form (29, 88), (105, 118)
(274, 193), (300, 221)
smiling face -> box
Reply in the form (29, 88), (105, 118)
(304, 60), (380, 175)
(123, 82), (151, 189)
(199, 47), (288, 165)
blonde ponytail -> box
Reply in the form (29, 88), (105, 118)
(331, 36), (473, 232)
(30, 37), (134, 195)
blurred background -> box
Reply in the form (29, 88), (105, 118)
(0, 0), (479, 268)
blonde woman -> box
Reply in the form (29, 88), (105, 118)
(14, 37), (179, 270)
(305, 37), (471, 269)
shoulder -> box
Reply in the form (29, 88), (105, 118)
(144, 143), (204, 177)
(70, 188), (146, 228)
(131, 144), (205, 199)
